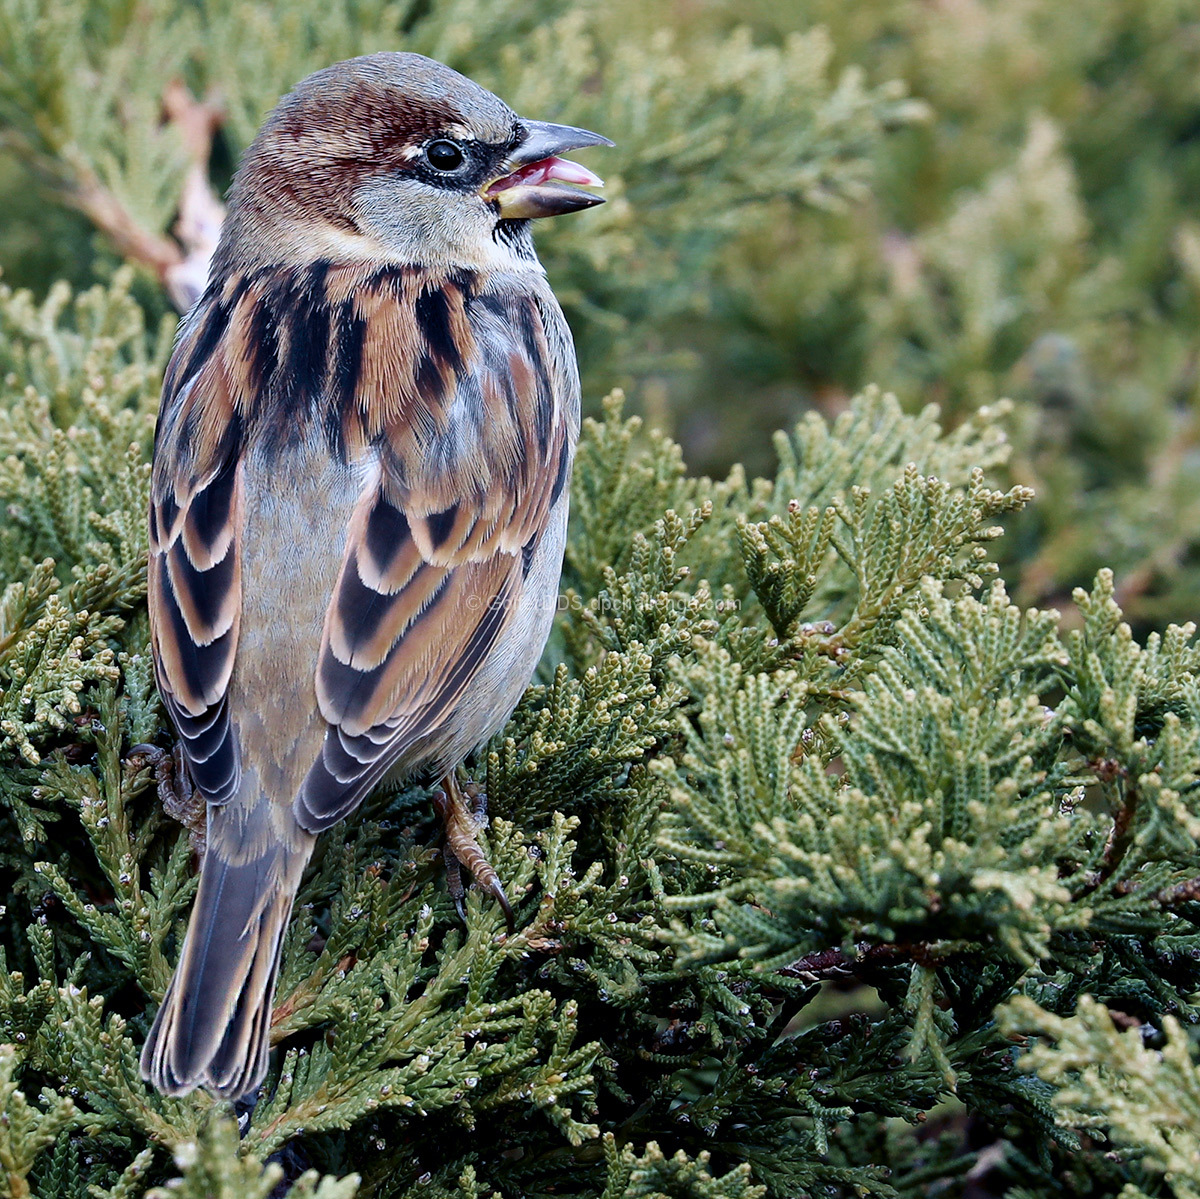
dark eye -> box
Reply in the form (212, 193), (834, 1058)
(425, 139), (466, 171)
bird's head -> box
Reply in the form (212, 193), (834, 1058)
(219, 52), (611, 273)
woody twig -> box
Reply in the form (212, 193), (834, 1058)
(66, 80), (225, 312)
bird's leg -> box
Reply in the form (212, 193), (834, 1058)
(443, 832), (466, 918)
(432, 774), (514, 932)
(129, 742), (207, 856)
(463, 778), (488, 824)
(159, 743), (207, 856)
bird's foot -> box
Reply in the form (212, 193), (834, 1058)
(130, 742), (206, 856)
(432, 775), (513, 932)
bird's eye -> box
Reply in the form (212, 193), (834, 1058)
(425, 140), (466, 171)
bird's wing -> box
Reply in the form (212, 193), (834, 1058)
(148, 287), (249, 805)
(150, 265), (571, 823)
(294, 275), (572, 831)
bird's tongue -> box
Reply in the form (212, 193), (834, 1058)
(486, 156), (603, 196)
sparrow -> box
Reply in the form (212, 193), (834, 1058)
(139, 51), (609, 1100)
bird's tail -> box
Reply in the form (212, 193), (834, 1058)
(141, 808), (312, 1100)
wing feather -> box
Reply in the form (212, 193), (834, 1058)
(295, 284), (571, 832)
(150, 263), (573, 830)
(149, 284), (248, 805)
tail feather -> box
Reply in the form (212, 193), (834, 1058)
(207, 884), (292, 1097)
(141, 828), (309, 1099)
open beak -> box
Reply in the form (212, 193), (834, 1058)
(483, 120), (612, 220)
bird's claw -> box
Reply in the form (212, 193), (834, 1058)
(433, 778), (514, 932)
(130, 742), (206, 856)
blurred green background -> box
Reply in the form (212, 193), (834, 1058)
(3, 0), (1200, 625)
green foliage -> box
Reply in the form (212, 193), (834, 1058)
(1, 283), (1199, 1194)
(1002, 995), (1200, 1199)
(140, 1118), (360, 1199)
(657, 581), (1076, 972)
(0, 1043), (76, 1199)
(599, 1135), (767, 1199)
(691, 1), (1200, 627)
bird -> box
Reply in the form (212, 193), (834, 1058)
(139, 51), (609, 1101)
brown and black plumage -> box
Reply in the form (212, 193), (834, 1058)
(140, 52), (608, 1100)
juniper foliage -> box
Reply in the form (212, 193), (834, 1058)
(0, 273), (1193, 1197)
(1001, 996), (1200, 1199)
